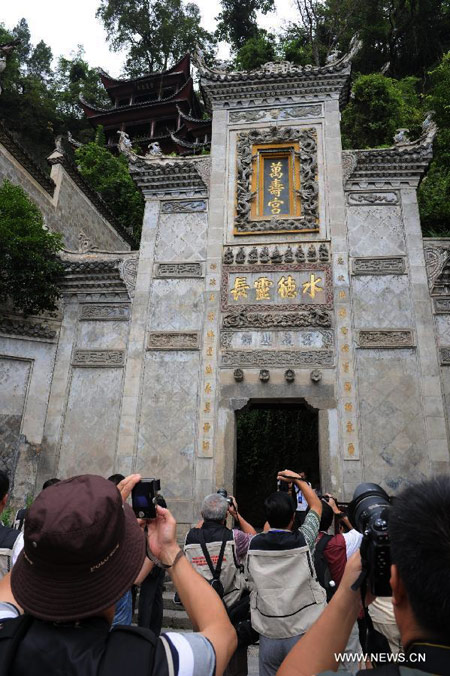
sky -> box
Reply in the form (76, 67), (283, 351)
(1, 0), (296, 77)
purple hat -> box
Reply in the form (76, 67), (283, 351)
(11, 474), (145, 621)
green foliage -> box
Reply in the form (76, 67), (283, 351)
(96, 0), (216, 75)
(75, 143), (144, 241)
(236, 407), (319, 527)
(419, 54), (450, 235)
(341, 73), (422, 149)
(0, 507), (13, 527)
(215, 0), (275, 52)
(0, 181), (63, 315)
(235, 33), (277, 71)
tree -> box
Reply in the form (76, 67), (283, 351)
(215, 0), (274, 53)
(341, 73), (422, 149)
(235, 33), (277, 71)
(96, 0), (216, 76)
(0, 181), (63, 315)
(419, 53), (450, 235)
(75, 138), (144, 241)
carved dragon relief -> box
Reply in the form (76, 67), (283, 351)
(234, 126), (319, 234)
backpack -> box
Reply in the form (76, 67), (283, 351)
(313, 534), (337, 602)
(198, 530), (227, 599)
(0, 614), (174, 676)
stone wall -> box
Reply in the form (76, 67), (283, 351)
(0, 140), (131, 252)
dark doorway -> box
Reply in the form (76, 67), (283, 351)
(235, 402), (320, 528)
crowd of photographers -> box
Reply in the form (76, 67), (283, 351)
(0, 466), (448, 676)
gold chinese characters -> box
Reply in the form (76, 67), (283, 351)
(230, 273), (324, 302)
(267, 161), (285, 215)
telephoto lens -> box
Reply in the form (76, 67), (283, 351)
(348, 483), (392, 596)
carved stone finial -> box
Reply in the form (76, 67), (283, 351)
(117, 130), (138, 162)
(146, 141), (163, 157)
(260, 246), (270, 264)
(326, 48), (340, 64)
(393, 128), (410, 145)
(284, 369), (295, 383)
(248, 247), (258, 264)
(259, 369), (270, 383)
(271, 247), (282, 264)
(310, 369), (322, 383)
(236, 247), (246, 264)
(223, 247), (234, 265)
(295, 245), (305, 263)
(233, 368), (244, 382)
(284, 246), (294, 264)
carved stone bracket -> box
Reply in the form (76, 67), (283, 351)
(229, 105), (323, 124)
(154, 262), (204, 278)
(72, 350), (125, 367)
(357, 330), (415, 348)
(129, 158), (207, 197)
(119, 257), (139, 299)
(161, 200), (207, 213)
(439, 347), (450, 365)
(235, 126), (318, 234)
(79, 304), (130, 321)
(221, 350), (334, 368)
(347, 192), (399, 206)
(352, 257), (406, 275)
(424, 245), (450, 293)
(222, 308), (332, 329)
(147, 331), (200, 350)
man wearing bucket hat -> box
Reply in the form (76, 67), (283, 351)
(0, 473), (236, 676)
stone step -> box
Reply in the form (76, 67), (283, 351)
(163, 590), (184, 612)
(162, 609), (193, 631)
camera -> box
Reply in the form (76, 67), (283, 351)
(348, 483), (392, 596)
(132, 478), (161, 519)
(217, 488), (233, 506)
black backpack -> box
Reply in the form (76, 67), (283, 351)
(313, 534), (337, 602)
(0, 614), (172, 676)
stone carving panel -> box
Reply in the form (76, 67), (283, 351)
(220, 329), (333, 350)
(137, 352), (199, 500)
(222, 308), (332, 329)
(0, 358), (31, 478)
(223, 243), (330, 265)
(155, 213), (208, 262)
(235, 126), (318, 234)
(154, 262), (203, 278)
(436, 316), (450, 346)
(347, 192), (399, 206)
(161, 200), (207, 213)
(222, 264), (332, 313)
(357, 330), (415, 348)
(352, 276), (413, 329)
(72, 349), (125, 367)
(221, 350), (334, 368)
(434, 298), (450, 314)
(229, 105), (323, 123)
(347, 206), (406, 257)
(352, 257), (405, 275)
(58, 368), (124, 477)
(440, 348), (450, 365)
(356, 349), (428, 488)
(149, 279), (205, 331)
(80, 304), (130, 321)
(424, 245), (450, 294)
(147, 332), (200, 350)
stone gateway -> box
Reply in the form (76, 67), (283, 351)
(1, 46), (449, 528)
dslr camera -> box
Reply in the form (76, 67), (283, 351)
(132, 478), (161, 519)
(348, 483), (392, 596)
(217, 488), (233, 506)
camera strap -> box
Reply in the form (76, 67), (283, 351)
(198, 530), (227, 583)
